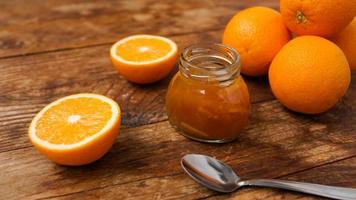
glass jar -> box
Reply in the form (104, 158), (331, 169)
(165, 43), (251, 143)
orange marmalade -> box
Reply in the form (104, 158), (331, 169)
(165, 44), (250, 143)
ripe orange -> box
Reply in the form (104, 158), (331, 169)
(222, 7), (291, 76)
(280, 0), (356, 37)
(29, 93), (121, 166)
(269, 36), (351, 114)
(110, 34), (178, 84)
(331, 17), (356, 70)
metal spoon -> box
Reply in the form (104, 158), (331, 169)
(181, 154), (356, 200)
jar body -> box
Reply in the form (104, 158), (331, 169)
(165, 72), (250, 143)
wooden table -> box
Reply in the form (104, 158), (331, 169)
(0, 0), (355, 199)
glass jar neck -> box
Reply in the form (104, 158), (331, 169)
(179, 43), (240, 86)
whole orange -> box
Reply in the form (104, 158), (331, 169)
(269, 36), (350, 114)
(223, 7), (291, 76)
(331, 17), (356, 70)
(280, 0), (356, 37)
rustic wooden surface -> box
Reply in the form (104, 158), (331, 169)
(0, 0), (355, 199)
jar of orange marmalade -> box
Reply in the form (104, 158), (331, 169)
(165, 43), (250, 143)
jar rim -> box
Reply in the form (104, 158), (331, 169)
(179, 43), (241, 84)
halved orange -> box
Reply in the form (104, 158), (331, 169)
(110, 34), (178, 84)
(29, 93), (121, 166)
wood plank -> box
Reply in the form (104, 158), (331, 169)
(0, 0), (278, 58)
(38, 156), (356, 200)
(0, 30), (275, 153)
(204, 188), (323, 200)
(203, 157), (356, 200)
(0, 88), (355, 199)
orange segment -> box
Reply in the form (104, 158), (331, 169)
(29, 93), (121, 166)
(110, 34), (178, 84)
(36, 97), (113, 145)
(115, 37), (173, 62)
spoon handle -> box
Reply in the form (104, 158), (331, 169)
(240, 179), (356, 200)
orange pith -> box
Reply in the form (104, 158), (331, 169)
(36, 97), (112, 145)
(115, 37), (172, 62)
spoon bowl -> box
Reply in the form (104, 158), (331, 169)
(181, 154), (239, 193)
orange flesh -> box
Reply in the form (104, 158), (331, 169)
(116, 38), (172, 62)
(166, 72), (250, 141)
(36, 98), (112, 144)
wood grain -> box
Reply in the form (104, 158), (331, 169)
(0, 0), (278, 58)
(0, 30), (275, 153)
(0, 91), (355, 199)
